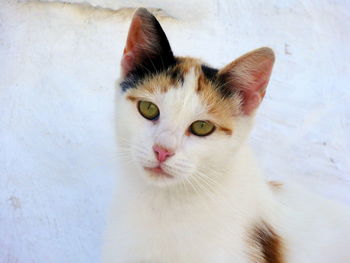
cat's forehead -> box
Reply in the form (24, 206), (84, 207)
(125, 57), (241, 129)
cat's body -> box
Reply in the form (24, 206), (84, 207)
(104, 154), (350, 263)
(103, 8), (350, 263)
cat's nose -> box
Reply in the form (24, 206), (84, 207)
(153, 145), (174, 163)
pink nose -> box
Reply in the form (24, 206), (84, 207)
(153, 145), (174, 163)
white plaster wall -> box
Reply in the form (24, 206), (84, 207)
(0, 0), (349, 262)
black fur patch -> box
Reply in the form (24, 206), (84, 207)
(201, 65), (234, 99)
(201, 64), (218, 81)
(166, 66), (184, 85)
(120, 74), (141, 92)
(120, 58), (179, 92)
(215, 72), (234, 99)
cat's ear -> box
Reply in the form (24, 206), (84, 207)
(121, 8), (175, 78)
(219, 48), (275, 115)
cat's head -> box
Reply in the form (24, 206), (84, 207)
(116, 8), (274, 187)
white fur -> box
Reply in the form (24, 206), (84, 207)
(103, 69), (350, 262)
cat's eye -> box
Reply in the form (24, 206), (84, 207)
(138, 101), (160, 120)
(190, 120), (215, 136)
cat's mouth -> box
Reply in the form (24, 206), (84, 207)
(144, 166), (173, 179)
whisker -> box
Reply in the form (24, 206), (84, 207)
(184, 176), (202, 197)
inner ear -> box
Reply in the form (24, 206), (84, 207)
(218, 47), (275, 115)
(121, 8), (176, 79)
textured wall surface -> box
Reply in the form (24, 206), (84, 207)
(1, 0), (349, 262)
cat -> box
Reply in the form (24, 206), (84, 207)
(103, 7), (350, 263)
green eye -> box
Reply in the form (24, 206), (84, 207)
(138, 101), (160, 120)
(190, 120), (215, 136)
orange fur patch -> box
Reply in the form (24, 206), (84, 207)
(126, 95), (138, 102)
(249, 222), (284, 263)
(217, 126), (233, 135)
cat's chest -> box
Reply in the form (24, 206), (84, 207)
(112, 197), (250, 263)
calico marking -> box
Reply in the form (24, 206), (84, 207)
(200, 64), (235, 99)
(251, 221), (284, 263)
(217, 126), (233, 135)
(201, 64), (219, 81)
(166, 64), (185, 85)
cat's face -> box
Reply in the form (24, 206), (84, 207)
(117, 61), (246, 187)
(116, 8), (274, 187)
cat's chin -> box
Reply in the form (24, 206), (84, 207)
(144, 166), (173, 179)
(142, 166), (180, 187)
